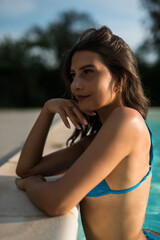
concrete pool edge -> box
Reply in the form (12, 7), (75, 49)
(0, 119), (80, 240)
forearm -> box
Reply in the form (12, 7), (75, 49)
(16, 98), (90, 177)
(16, 104), (55, 177)
(24, 177), (61, 216)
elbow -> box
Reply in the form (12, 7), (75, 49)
(16, 166), (31, 178)
(16, 166), (23, 177)
(46, 210), (65, 217)
(16, 166), (25, 178)
(16, 160), (25, 177)
(45, 203), (70, 217)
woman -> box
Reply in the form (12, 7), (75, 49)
(16, 26), (160, 240)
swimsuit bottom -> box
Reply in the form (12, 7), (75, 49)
(143, 230), (160, 240)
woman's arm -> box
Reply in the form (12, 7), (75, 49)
(27, 133), (96, 177)
(16, 105), (54, 177)
(16, 99), (95, 178)
(16, 107), (143, 216)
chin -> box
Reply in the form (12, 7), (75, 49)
(79, 106), (88, 112)
(80, 106), (96, 114)
(78, 102), (97, 112)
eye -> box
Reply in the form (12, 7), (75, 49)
(84, 69), (93, 74)
(70, 72), (75, 80)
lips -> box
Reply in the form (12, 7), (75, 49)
(76, 95), (90, 101)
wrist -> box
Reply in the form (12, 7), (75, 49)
(25, 176), (43, 189)
(43, 101), (55, 118)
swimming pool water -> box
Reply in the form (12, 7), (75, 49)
(143, 108), (160, 232)
(78, 108), (160, 239)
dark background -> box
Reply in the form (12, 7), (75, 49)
(0, 0), (160, 108)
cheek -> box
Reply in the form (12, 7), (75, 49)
(95, 81), (109, 97)
(70, 83), (74, 93)
(93, 80), (115, 104)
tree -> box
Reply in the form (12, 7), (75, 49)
(135, 0), (160, 106)
(25, 10), (95, 66)
(0, 10), (95, 107)
(138, 0), (160, 60)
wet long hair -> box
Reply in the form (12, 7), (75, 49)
(61, 26), (150, 146)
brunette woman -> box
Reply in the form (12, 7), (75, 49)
(16, 26), (160, 240)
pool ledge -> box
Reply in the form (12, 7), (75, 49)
(0, 119), (79, 240)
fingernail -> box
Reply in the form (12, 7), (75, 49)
(92, 112), (96, 115)
(67, 123), (70, 129)
(76, 124), (81, 130)
(83, 119), (88, 125)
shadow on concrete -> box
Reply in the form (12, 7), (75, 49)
(0, 176), (79, 240)
(0, 144), (24, 167)
(0, 175), (48, 223)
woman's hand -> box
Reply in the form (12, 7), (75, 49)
(15, 175), (46, 191)
(44, 99), (96, 130)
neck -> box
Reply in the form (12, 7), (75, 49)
(97, 99), (123, 124)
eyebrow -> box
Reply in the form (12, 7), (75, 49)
(70, 64), (95, 72)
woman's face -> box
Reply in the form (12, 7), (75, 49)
(70, 50), (120, 113)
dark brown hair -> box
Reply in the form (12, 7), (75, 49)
(62, 26), (150, 146)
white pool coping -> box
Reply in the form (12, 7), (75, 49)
(0, 118), (80, 240)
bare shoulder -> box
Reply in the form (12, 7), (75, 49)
(94, 106), (148, 151)
(111, 106), (143, 122)
(80, 107), (144, 151)
(104, 106), (145, 132)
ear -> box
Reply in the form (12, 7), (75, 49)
(113, 82), (120, 92)
(113, 77), (122, 93)
(113, 85), (118, 92)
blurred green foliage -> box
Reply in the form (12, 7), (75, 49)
(0, 10), (95, 107)
(139, 0), (160, 56)
(137, 0), (160, 105)
(0, 8), (160, 107)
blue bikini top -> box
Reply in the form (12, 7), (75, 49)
(86, 120), (153, 197)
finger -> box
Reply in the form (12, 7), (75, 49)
(67, 104), (88, 125)
(37, 175), (47, 182)
(70, 101), (89, 124)
(73, 101), (96, 117)
(65, 108), (82, 129)
(58, 110), (71, 129)
(70, 105), (88, 126)
(85, 111), (97, 116)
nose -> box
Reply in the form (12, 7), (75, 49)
(71, 75), (84, 90)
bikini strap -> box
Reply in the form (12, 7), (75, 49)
(110, 119), (154, 195)
(110, 166), (152, 194)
